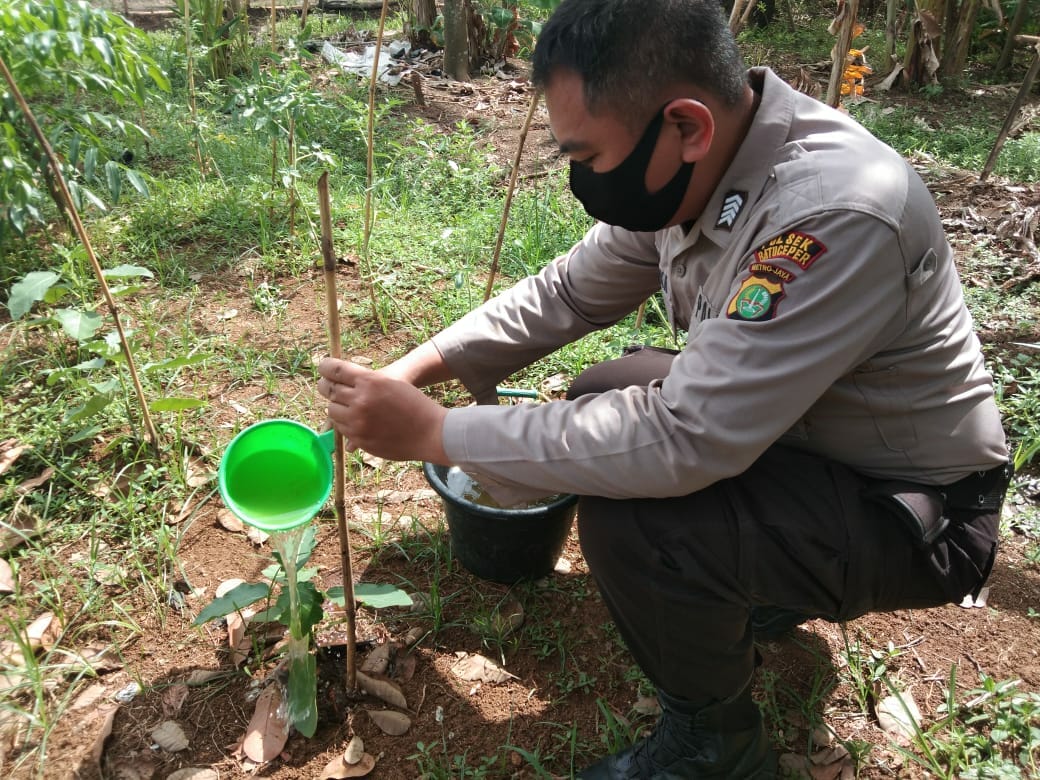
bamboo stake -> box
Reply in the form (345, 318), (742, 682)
(183, 0), (205, 176)
(826, 0), (861, 108)
(316, 171), (358, 692)
(483, 91), (540, 303)
(361, 0), (391, 329)
(0, 54), (160, 449)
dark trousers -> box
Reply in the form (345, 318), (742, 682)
(568, 347), (1004, 704)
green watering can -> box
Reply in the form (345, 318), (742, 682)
(218, 419), (335, 533)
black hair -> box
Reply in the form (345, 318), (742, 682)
(531, 0), (746, 122)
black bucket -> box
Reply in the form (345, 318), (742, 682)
(422, 462), (578, 584)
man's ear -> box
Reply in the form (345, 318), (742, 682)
(664, 99), (714, 163)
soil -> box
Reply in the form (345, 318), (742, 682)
(7, 5), (1040, 780)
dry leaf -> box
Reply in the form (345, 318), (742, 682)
(356, 671), (408, 709)
(394, 652), (417, 683)
(184, 669), (225, 686)
(15, 466), (53, 494)
(375, 488), (436, 504)
(226, 609), (254, 666)
(368, 709), (411, 736)
(554, 557), (572, 574)
(88, 703), (120, 768)
(70, 682), (108, 711)
(877, 689), (922, 740)
(167, 769), (219, 780)
(632, 695), (661, 717)
(246, 526), (269, 545)
(450, 652), (518, 684)
(242, 682), (290, 764)
(360, 643), (393, 675)
(0, 505), (41, 552)
(320, 752), (376, 778)
(217, 508), (244, 533)
(108, 757), (156, 780)
(0, 558), (16, 594)
(0, 441), (27, 476)
(488, 599), (524, 638)
(26, 611), (60, 652)
(162, 683), (189, 717)
(344, 735), (365, 764)
(151, 720), (189, 752)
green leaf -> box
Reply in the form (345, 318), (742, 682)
(126, 168), (148, 196)
(105, 160), (121, 203)
(7, 271), (60, 320)
(149, 397), (208, 412)
(63, 391), (114, 424)
(142, 354), (209, 373)
(68, 423), (104, 443)
(54, 308), (103, 341)
(192, 582), (271, 626)
(102, 264), (153, 279)
(328, 582), (413, 609)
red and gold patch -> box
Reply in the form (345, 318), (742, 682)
(753, 231), (827, 270)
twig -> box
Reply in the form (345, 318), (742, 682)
(483, 91), (540, 302)
(0, 54), (160, 449)
(317, 171), (358, 693)
(981, 42), (1040, 181)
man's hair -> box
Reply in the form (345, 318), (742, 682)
(531, 0), (746, 122)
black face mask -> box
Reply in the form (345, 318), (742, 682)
(568, 106), (694, 232)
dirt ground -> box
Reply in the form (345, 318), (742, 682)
(10, 5), (1040, 780)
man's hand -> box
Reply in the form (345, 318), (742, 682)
(317, 357), (449, 464)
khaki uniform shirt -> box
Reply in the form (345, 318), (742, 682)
(431, 67), (1008, 504)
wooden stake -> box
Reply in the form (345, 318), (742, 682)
(826, 0), (861, 108)
(483, 91), (540, 303)
(317, 171), (358, 692)
(981, 41), (1040, 181)
(0, 54), (160, 450)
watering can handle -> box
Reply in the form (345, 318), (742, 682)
(316, 428), (336, 452)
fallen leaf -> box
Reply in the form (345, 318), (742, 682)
(0, 441), (27, 476)
(356, 671), (408, 709)
(88, 703), (120, 769)
(450, 652), (518, 684)
(246, 526), (269, 545)
(360, 643), (393, 675)
(16, 466), (54, 494)
(0, 558), (16, 594)
(0, 505), (41, 552)
(320, 752), (376, 778)
(241, 682), (290, 764)
(108, 757), (156, 780)
(217, 509), (245, 533)
(114, 682), (141, 703)
(167, 769), (219, 780)
(487, 599), (524, 638)
(368, 709), (411, 736)
(375, 488), (436, 503)
(393, 652), (417, 683)
(227, 609), (254, 666)
(216, 308), (238, 320)
(554, 557), (572, 574)
(184, 669), (225, 686)
(151, 720), (189, 752)
(70, 682), (108, 711)
(162, 683), (189, 717)
(632, 695), (661, 717)
(877, 689), (922, 740)
(25, 611), (60, 652)
(344, 735), (365, 764)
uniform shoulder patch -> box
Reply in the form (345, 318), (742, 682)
(753, 230), (827, 270)
(726, 273), (786, 322)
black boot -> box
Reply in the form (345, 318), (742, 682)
(578, 687), (777, 779)
(750, 606), (811, 640)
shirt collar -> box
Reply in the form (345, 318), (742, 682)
(675, 67), (797, 251)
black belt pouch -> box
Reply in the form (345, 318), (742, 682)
(863, 466), (1010, 603)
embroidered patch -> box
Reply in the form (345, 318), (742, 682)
(753, 231), (827, 270)
(726, 274), (786, 321)
(749, 261), (794, 283)
(715, 190), (747, 230)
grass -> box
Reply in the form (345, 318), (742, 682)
(2, 6), (1040, 778)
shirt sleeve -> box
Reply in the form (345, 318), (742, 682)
(442, 211), (911, 505)
(431, 222), (662, 402)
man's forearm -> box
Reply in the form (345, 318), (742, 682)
(381, 340), (456, 388)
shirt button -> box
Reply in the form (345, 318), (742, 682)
(674, 263), (687, 278)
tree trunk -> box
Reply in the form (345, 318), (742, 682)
(826, 0), (861, 107)
(903, 0), (946, 87)
(405, 0), (436, 50)
(995, 0), (1031, 76)
(884, 0), (898, 64)
(941, 0), (980, 79)
(443, 0), (470, 80)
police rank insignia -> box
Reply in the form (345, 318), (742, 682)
(753, 231), (827, 270)
(727, 273), (785, 321)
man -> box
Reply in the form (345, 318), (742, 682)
(317, 1), (1011, 776)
